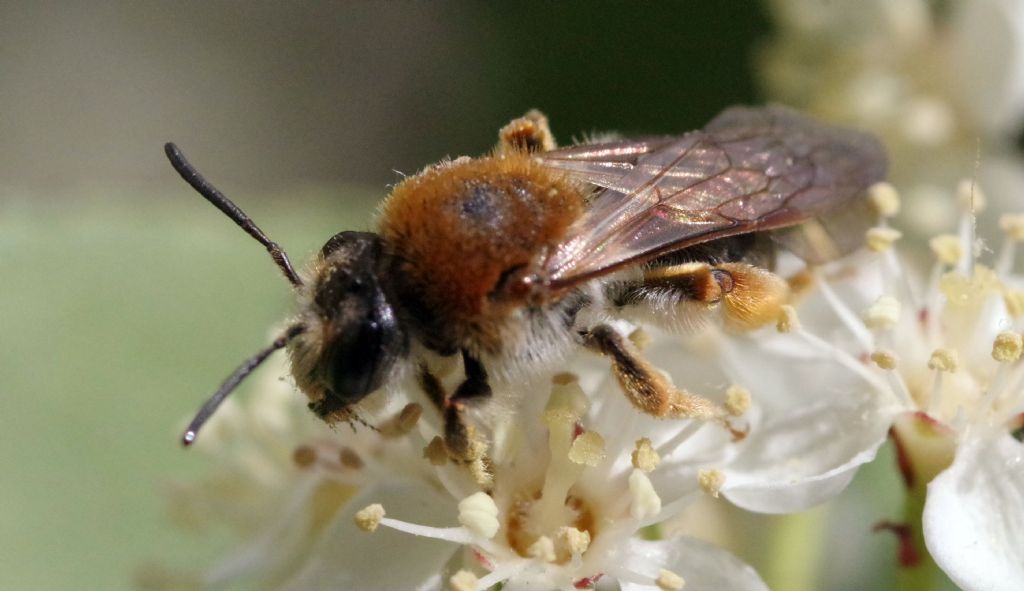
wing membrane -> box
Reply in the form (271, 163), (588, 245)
(539, 105), (887, 289)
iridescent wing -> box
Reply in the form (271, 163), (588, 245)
(538, 105), (887, 290)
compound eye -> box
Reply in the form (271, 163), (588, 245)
(320, 282), (404, 404)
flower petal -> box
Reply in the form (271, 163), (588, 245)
(272, 479), (458, 591)
(721, 397), (891, 513)
(617, 537), (768, 591)
(923, 434), (1024, 591)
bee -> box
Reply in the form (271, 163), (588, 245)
(168, 105), (886, 459)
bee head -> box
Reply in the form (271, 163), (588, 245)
(298, 231), (406, 410)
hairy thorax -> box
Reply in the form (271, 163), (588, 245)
(377, 152), (585, 354)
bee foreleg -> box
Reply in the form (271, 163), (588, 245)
(580, 324), (726, 422)
(636, 262), (789, 331)
(417, 352), (492, 462)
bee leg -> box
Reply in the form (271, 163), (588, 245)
(640, 262), (789, 331)
(580, 324), (727, 422)
(497, 110), (556, 154)
(417, 352), (492, 462)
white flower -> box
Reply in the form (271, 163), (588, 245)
(751, 184), (1024, 591)
(760, 0), (1024, 234)
(149, 303), (897, 591)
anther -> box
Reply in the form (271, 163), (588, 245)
(698, 469), (726, 498)
(866, 227), (902, 252)
(656, 569), (686, 591)
(354, 504), (385, 532)
(868, 182), (901, 218)
(632, 438), (661, 473)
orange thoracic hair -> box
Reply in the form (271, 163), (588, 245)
(378, 152), (584, 340)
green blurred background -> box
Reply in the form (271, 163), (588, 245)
(0, 3), (910, 590)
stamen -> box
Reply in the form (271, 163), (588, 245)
(354, 504), (385, 532)
(864, 295), (901, 330)
(628, 469), (662, 520)
(996, 213), (1024, 274)
(555, 526), (591, 557)
(814, 275), (875, 350)
(870, 350), (898, 370)
(377, 518), (476, 544)
(776, 305), (800, 333)
(423, 436), (448, 466)
(449, 570), (479, 591)
(656, 569), (686, 591)
(928, 348), (958, 372)
(378, 403), (422, 438)
(632, 438), (661, 472)
(868, 182), (901, 218)
(458, 492), (500, 539)
(338, 447), (364, 469)
(866, 227), (903, 252)
(992, 331), (1023, 363)
(1005, 290), (1024, 319)
(698, 469), (726, 498)
(292, 445), (317, 468)
(527, 535), (556, 562)
(724, 385), (751, 417)
(930, 234), (963, 267)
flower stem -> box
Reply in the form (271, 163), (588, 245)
(763, 507), (827, 591)
(894, 483), (943, 591)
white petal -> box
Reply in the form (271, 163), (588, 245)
(923, 434), (1024, 591)
(721, 397), (891, 513)
(617, 537), (768, 591)
(273, 480), (458, 591)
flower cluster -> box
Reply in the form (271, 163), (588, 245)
(149, 182), (1024, 590)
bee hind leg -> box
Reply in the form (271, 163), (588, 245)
(636, 261), (789, 332)
(417, 351), (492, 462)
(580, 324), (733, 427)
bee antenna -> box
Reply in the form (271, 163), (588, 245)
(164, 142), (304, 288)
(182, 324), (305, 447)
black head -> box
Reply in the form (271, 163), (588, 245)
(310, 231), (406, 405)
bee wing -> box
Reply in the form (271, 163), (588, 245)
(538, 105), (887, 288)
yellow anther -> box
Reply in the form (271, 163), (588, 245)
(354, 504), (385, 532)
(928, 349), (959, 372)
(870, 350), (898, 370)
(724, 385), (752, 417)
(866, 227), (903, 252)
(449, 570), (479, 591)
(698, 468), (726, 498)
(776, 305), (800, 333)
(656, 569), (686, 591)
(632, 437), (661, 473)
(930, 234), (963, 266)
(868, 182), (901, 217)
(864, 295), (901, 330)
(992, 332), (1023, 363)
